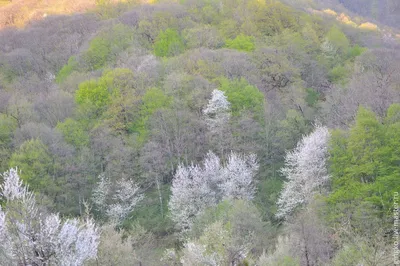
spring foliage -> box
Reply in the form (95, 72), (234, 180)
(154, 28), (185, 57)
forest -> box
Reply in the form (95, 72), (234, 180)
(0, 0), (399, 265)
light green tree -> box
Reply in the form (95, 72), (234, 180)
(218, 77), (265, 121)
(56, 118), (90, 148)
(154, 28), (185, 57)
(9, 139), (54, 193)
(328, 105), (400, 229)
(225, 34), (255, 52)
(129, 87), (171, 141)
(0, 115), (17, 172)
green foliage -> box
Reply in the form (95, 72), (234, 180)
(56, 56), (78, 84)
(331, 244), (363, 266)
(0, 115), (17, 172)
(254, 0), (300, 36)
(0, 63), (17, 84)
(346, 45), (366, 60)
(328, 65), (349, 84)
(225, 34), (255, 52)
(325, 25), (350, 55)
(100, 68), (134, 95)
(218, 77), (265, 120)
(189, 199), (270, 257)
(0, 0), (396, 261)
(75, 79), (111, 115)
(126, 184), (173, 235)
(154, 28), (185, 57)
(83, 37), (111, 71)
(277, 109), (310, 151)
(9, 139), (54, 191)
(75, 68), (134, 119)
(385, 103), (400, 124)
(328, 105), (400, 226)
(129, 87), (172, 141)
(258, 251), (300, 266)
(56, 118), (90, 148)
(305, 88), (320, 107)
(83, 24), (133, 70)
(254, 177), (283, 222)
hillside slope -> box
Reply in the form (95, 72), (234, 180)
(0, 0), (151, 29)
(0, 0), (95, 28)
(0, 0), (399, 265)
(308, 0), (400, 29)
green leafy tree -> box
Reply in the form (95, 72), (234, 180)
(321, 26), (350, 61)
(129, 87), (171, 141)
(305, 88), (320, 107)
(8, 139), (54, 192)
(346, 44), (366, 60)
(253, 0), (299, 36)
(183, 200), (269, 264)
(276, 109), (310, 151)
(56, 118), (90, 148)
(0, 115), (17, 172)
(218, 77), (265, 120)
(225, 34), (255, 52)
(75, 68), (133, 120)
(328, 65), (350, 84)
(75, 79), (111, 116)
(328, 105), (400, 227)
(83, 37), (112, 71)
(154, 28), (185, 57)
(83, 24), (133, 70)
(55, 56), (78, 84)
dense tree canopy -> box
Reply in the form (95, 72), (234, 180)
(0, 0), (399, 264)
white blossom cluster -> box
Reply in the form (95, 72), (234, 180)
(169, 151), (258, 232)
(203, 89), (231, 131)
(276, 125), (331, 220)
(0, 168), (99, 266)
(92, 173), (143, 223)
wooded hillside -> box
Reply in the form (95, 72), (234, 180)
(0, 0), (399, 265)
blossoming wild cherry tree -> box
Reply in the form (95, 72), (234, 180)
(276, 125), (330, 220)
(0, 168), (99, 266)
(169, 151), (258, 232)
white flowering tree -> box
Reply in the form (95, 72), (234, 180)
(92, 173), (143, 223)
(221, 152), (258, 200)
(276, 125), (330, 220)
(203, 89), (231, 130)
(169, 151), (258, 232)
(0, 168), (99, 266)
(203, 89), (232, 156)
(168, 152), (221, 232)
